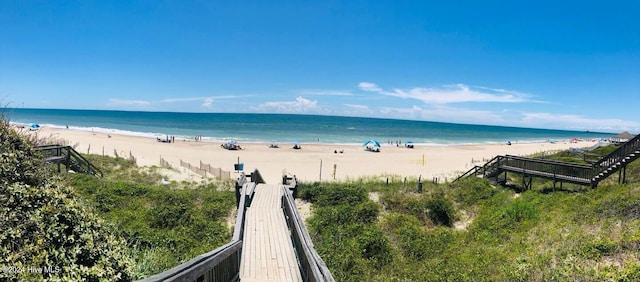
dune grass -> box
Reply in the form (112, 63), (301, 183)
(297, 148), (640, 281)
(62, 155), (236, 279)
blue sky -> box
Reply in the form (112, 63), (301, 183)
(1, 1), (638, 132)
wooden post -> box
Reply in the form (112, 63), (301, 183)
(333, 164), (337, 180)
(319, 159), (323, 181)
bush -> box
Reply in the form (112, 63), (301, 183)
(315, 183), (367, 206)
(74, 178), (234, 278)
(451, 177), (498, 206)
(0, 181), (134, 281)
(380, 193), (429, 223)
(0, 114), (134, 281)
(353, 201), (380, 224)
(296, 181), (323, 202)
(426, 197), (456, 227)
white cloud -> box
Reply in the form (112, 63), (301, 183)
(359, 82), (534, 105)
(343, 104), (374, 116)
(202, 97), (214, 108)
(161, 95), (249, 103)
(256, 96), (319, 113)
(372, 106), (639, 132)
(519, 112), (640, 132)
(379, 105), (506, 125)
(358, 82), (382, 92)
(108, 98), (150, 106)
(160, 97), (204, 103)
(344, 104), (370, 110)
(391, 84), (530, 104)
(295, 89), (353, 96)
(159, 95), (253, 109)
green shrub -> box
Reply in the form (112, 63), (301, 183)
(296, 181), (323, 202)
(351, 225), (392, 265)
(316, 184), (367, 206)
(451, 177), (498, 206)
(0, 182), (134, 281)
(0, 114), (134, 281)
(380, 193), (429, 223)
(353, 201), (380, 224)
(426, 197), (456, 227)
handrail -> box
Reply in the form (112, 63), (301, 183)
(139, 241), (242, 282)
(140, 170), (334, 281)
(36, 144), (103, 177)
(504, 155), (592, 169)
(281, 179), (334, 282)
(593, 133), (640, 172)
(596, 133), (640, 166)
(453, 156), (502, 183)
(501, 155), (593, 182)
(452, 166), (481, 182)
(66, 146), (103, 177)
(454, 134), (640, 187)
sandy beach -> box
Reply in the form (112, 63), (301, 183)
(28, 126), (599, 184)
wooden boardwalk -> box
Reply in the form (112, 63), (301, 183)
(240, 183), (302, 282)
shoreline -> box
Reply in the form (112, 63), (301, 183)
(11, 122), (606, 147)
(23, 125), (603, 184)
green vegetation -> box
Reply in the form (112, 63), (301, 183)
(0, 115), (236, 280)
(63, 158), (236, 279)
(1, 116), (133, 281)
(5, 108), (639, 281)
(298, 151), (640, 281)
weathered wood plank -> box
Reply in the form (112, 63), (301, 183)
(240, 183), (302, 281)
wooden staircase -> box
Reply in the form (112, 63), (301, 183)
(591, 134), (640, 183)
(455, 133), (640, 188)
(36, 144), (103, 177)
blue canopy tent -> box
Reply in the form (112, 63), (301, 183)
(362, 140), (381, 147)
(29, 123), (40, 131)
(363, 140), (381, 152)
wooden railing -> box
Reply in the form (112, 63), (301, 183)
(140, 170), (333, 282)
(592, 133), (640, 180)
(281, 175), (334, 282)
(453, 155), (502, 182)
(36, 144), (103, 177)
(500, 155), (593, 185)
(455, 134), (640, 187)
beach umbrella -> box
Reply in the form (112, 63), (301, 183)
(29, 123), (40, 131)
(406, 140), (414, 144)
(362, 140), (381, 147)
(227, 140), (237, 145)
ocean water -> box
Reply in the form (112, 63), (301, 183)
(6, 108), (613, 145)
